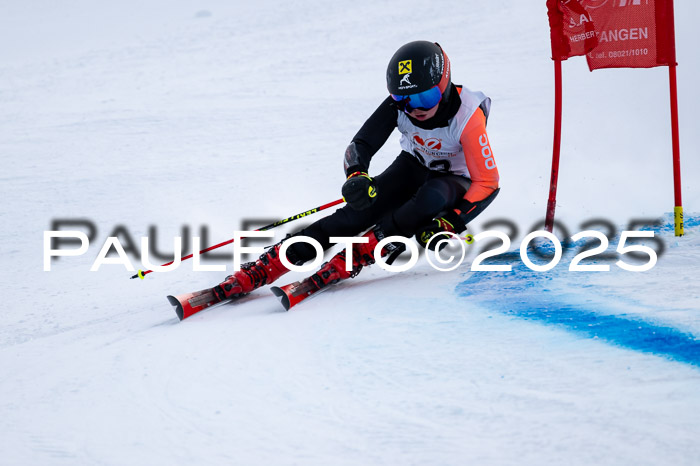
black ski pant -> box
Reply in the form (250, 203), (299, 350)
(289, 151), (472, 262)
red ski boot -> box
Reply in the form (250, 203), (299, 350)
(214, 242), (295, 301)
(270, 227), (406, 310)
(309, 227), (404, 289)
(310, 236), (368, 287)
(271, 229), (406, 310)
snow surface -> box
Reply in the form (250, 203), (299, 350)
(1, 1), (699, 464)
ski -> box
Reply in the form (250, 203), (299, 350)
(270, 276), (328, 311)
(167, 288), (228, 320)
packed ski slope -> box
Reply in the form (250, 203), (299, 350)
(1, 1), (699, 464)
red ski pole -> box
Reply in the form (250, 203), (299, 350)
(131, 198), (345, 279)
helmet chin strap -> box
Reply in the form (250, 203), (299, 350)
(442, 83), (452, 102)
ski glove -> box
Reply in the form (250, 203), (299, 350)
(415, 207), (469, 250)
(342, 171), (377, 211)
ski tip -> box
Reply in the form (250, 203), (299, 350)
(270, 286), (291, 311)
(167, 295), (185, 321)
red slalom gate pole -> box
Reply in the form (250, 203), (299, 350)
(669, 63), (683, 236)
(130, 197), (345, 279)
(666, 0), (683, 236)
(661, 0), (683, 236)
(545, 59), (563, 233)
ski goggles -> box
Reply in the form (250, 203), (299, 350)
(390, 85), (442, 112)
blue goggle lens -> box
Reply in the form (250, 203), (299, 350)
(391, 86), (442, 112)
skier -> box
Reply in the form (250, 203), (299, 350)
(214, 40), (500, 302)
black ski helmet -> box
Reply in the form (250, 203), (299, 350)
(386, 41), (451, 97)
